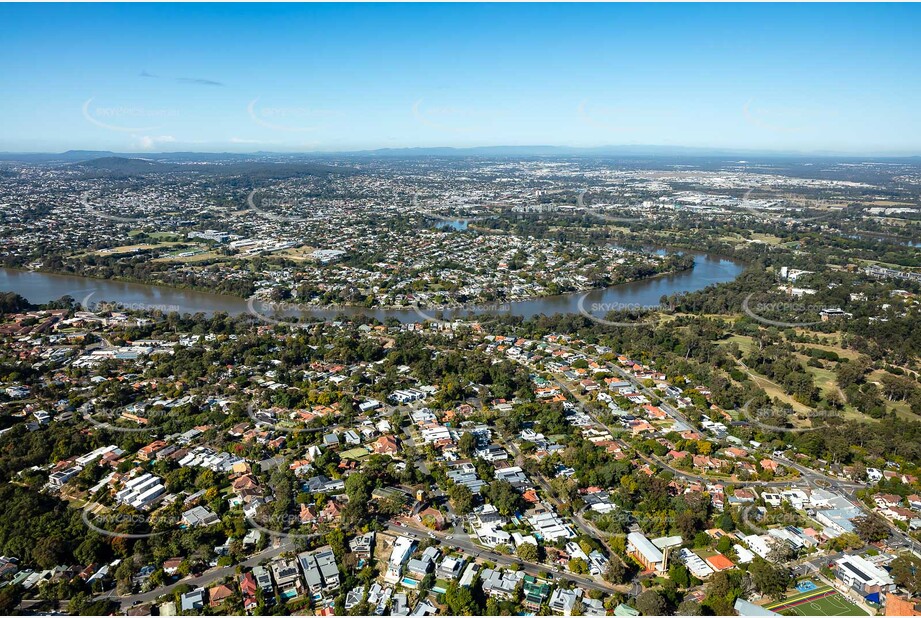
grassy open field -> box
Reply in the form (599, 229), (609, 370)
(723, 334), (917, 422)
(93, 242), (183, 256)
(152, 250), (220, 263)
(750, 233), (785, 246)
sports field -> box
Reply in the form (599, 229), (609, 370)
(765, 585), (868, 616)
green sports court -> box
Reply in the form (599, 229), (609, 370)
(765, 585), (868, 616)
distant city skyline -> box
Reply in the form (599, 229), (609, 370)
(1, 3), (920, 155)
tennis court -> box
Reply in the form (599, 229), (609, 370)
(765, 585), (868, 616)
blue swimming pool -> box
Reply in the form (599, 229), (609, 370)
(797, 580), (818, 593)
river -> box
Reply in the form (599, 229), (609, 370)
(0, 252), (742, 323)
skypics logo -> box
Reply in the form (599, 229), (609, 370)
(576, 99), (652, 134)
(82, 504), (173, 539)
(576, 295), (658, 328)
(246, 297), (325, 330)
(742, 99), (807, 135)
(82, 409), (153, 435)
(411, 99), (501, 134)
(738, 399), (843, 434)
(81, 291), (180, 315)
(246, 190), (310, 224)
(79, 194), (149, 224)
(247, 98), (338, 133)
(409, 300), (511, 327)
(245, 400), (327, 435)
(737, 188), (839, 224)
(244, 511), (325, 543)
(245, 474), (327, 542)
(740, 293), (826, 328)
(81, 98), (180, 133)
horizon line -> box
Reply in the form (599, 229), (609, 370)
(2, 144), (920, 159)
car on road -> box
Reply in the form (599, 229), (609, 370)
(446, 535), (453, 539)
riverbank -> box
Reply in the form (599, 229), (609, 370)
(0, 252), (744, 322)
(2, 249), (695, 312)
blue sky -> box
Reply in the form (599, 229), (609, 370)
(1, 3), (919, 154)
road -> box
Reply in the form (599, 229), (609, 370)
(501, 433), (623, 569)
(94, 540), (294, 608)
(385, 520), (623, 595)
(508, 338), (904, 571)
(528, 341), (870, 491)
(101, 513), (622, 610)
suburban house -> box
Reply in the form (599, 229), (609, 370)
(297, 547), (341, 596)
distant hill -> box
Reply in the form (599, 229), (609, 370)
(64, 156), (354, 179)
(0, 150), (118, 163)
(1, 146), (917, 165)
(69, 156), (180, 172)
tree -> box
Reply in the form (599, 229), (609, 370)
(448, 483), (474, 515)
(457, 432), (477, 457)
(767, 539), (796, 563)
(484, 480), (523, 517)
(891, 555), (921, 595)
(676, 599), (702, 615)
(635, 590), (667, 616)
(326, 528), (347, 560)
(379, 494), (405, 518)
(604, 558), (627, 584)
(853, 514), (890, 543)
(704, 570), (742, 615)
(516, 542), (538, 562)
(74, 534), (109, 565)
(827, 532), (863, 552)
(569, 557), (589, 574)
(0, 585), (23, 614)
(749, 558), (790, 599)
(668, 562), (691, 588)
(444, 582), (480, 615)
(33, 535), (68, 569)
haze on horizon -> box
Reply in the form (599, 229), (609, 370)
(1, 2), (920, 156)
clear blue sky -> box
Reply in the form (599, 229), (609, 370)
(1, 3), (919, 154)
